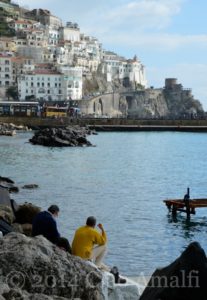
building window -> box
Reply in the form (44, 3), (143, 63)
(48, 90), (50, 94)
(37, 82), (40, 87)
(26, 90), (28, 93)
(59, 90), (61, 94)
(48, 83), (50, 87)
(5, 60), (10, 65)
(42, 83), (44, 87)
(31, 82), (33, 87)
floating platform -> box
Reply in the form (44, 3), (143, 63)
(163, 188), (207, 219)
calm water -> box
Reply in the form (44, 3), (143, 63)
(1, 131), (207, 276)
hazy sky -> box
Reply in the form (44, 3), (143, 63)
(16, 0), (207, 109)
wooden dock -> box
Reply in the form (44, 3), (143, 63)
(164, 188), (207, 219)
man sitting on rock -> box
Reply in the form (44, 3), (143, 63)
(72, 216), (107, 267)
(32, 205), (60, 244)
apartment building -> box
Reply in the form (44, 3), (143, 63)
(0, 54), (14, 86)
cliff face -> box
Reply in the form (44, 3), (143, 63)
(126, 88), (204, 119)
(126, 89), (169, 118)
(83, 74), (204, 118)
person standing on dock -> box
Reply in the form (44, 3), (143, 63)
(72, 216), (107, 266)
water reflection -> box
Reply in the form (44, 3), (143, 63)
(167, 213), (207, 239)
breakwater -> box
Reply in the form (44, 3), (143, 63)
(2, 116), (207, 131)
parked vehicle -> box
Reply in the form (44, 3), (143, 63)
(0, 101), (40, 117)
(44, 106), (68, 118)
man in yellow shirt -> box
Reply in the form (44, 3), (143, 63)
(72, 216), (107, 266)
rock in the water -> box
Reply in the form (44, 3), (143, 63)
(22, 184), (39, 189)
(0, 177), (19, 193)
(0, 177), (14, 184)
(29, 126), (92, 147)
(0, 233), (103, 299)
(0, 123), (29, 136)
(15, 203), (41, 224)
(140, 241), (207, 300)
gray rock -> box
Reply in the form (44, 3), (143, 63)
(22, 184), (39, 189)
(15, 203), (41, 224)
(0, 233), (103, 299)
(0, 205), (14, 224)
(29, 126), (93, 147)
(140, 241), (207, 300)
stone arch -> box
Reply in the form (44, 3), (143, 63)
(98, 98), (103, 115)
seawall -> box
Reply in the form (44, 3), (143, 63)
(2, 116), (207, 131)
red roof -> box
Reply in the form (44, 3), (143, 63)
(34, 69), (62, 75)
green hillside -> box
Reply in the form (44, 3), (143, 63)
(0, 7), (15, 36)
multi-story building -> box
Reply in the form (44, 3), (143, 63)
(59, 22), (80, 42)
(8, 19), (37, 31)
(57, 65), (82, 100)
(18, 69), (64, 101)
(47, 27), (60, 46)
(25, 9), (62, 29)
(0, 37), (16, 52)
(0, 53), (14, 86)
(102, 51), (147, 88)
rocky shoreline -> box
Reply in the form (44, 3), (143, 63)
(0, 177), (143, 299)
(0, 122), (30, 136)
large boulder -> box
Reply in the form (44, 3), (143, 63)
(29, 126), (92, 147)
(0, 205), (14, 224)
(14, 203), (41, 224)
(0, 233), (103, 299)
(140, 242), (207, 300)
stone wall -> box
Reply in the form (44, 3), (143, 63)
(78, 93), (124, 117)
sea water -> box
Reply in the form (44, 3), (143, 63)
(1, 131), (207, 276)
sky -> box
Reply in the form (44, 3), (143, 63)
(16, 0), (207, 109)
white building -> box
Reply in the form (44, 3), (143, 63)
(59, 22), (80, 42)
(18, 66), (83, 101)
(102, 51), (147, 88)
(58, 65), (82, 100)
(18, 70), (64, 101)
(47, 27), (60, 46)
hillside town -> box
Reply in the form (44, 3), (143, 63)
(0, 0), (147, 103)
(0, 0), (204, 120)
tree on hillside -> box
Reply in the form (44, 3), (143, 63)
(6, 86), (18, 100)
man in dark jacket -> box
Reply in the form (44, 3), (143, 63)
(32, 205), (60, 244)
